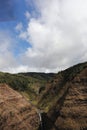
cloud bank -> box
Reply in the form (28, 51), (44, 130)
(0, 31), (18, 72)
(1, 0), (87, 73)
(18, 0), (87, 72)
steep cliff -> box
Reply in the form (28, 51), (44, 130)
(39, 62), (87, 130)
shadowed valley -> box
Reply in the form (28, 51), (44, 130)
(0, 62), (87, 130)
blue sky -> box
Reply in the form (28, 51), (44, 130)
(0, 0), (14, 21)
(0, 0), (31, 57)
(0, 0), (87, 73)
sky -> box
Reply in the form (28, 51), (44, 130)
(0, 0), (87, 73)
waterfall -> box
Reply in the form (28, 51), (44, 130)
(38, 110), (43, 130)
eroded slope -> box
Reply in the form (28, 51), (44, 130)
(0, 84), (39, 130)
(40, 63), (87, 130)
(54, 68), (87, 130)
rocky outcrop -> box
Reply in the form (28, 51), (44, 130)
(0, 84), (39, 130)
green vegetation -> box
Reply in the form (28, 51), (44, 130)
(0, 62), (87, 130)
(61, 62), (87, 81)
(0, 61), (87, 110)
(37, 62), (87, 111)
(0, 72), (54, 104)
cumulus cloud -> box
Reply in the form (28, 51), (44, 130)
(15, 22), (23, 32)
(25, 11), (31, 20)
(17, 0), (87, 72)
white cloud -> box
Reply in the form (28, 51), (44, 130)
(0, 31), (18, 72)
(25, 11), (31, 19)
(15, 22), (23, 32)
(16, 0), (87, 72)
(6, 65), (44, 73)
(19, 31), (28, 40)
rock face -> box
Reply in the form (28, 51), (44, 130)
(41, 64), (87, 130)
(0, 84), (39, 130)
(55, 69), (87, 130)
